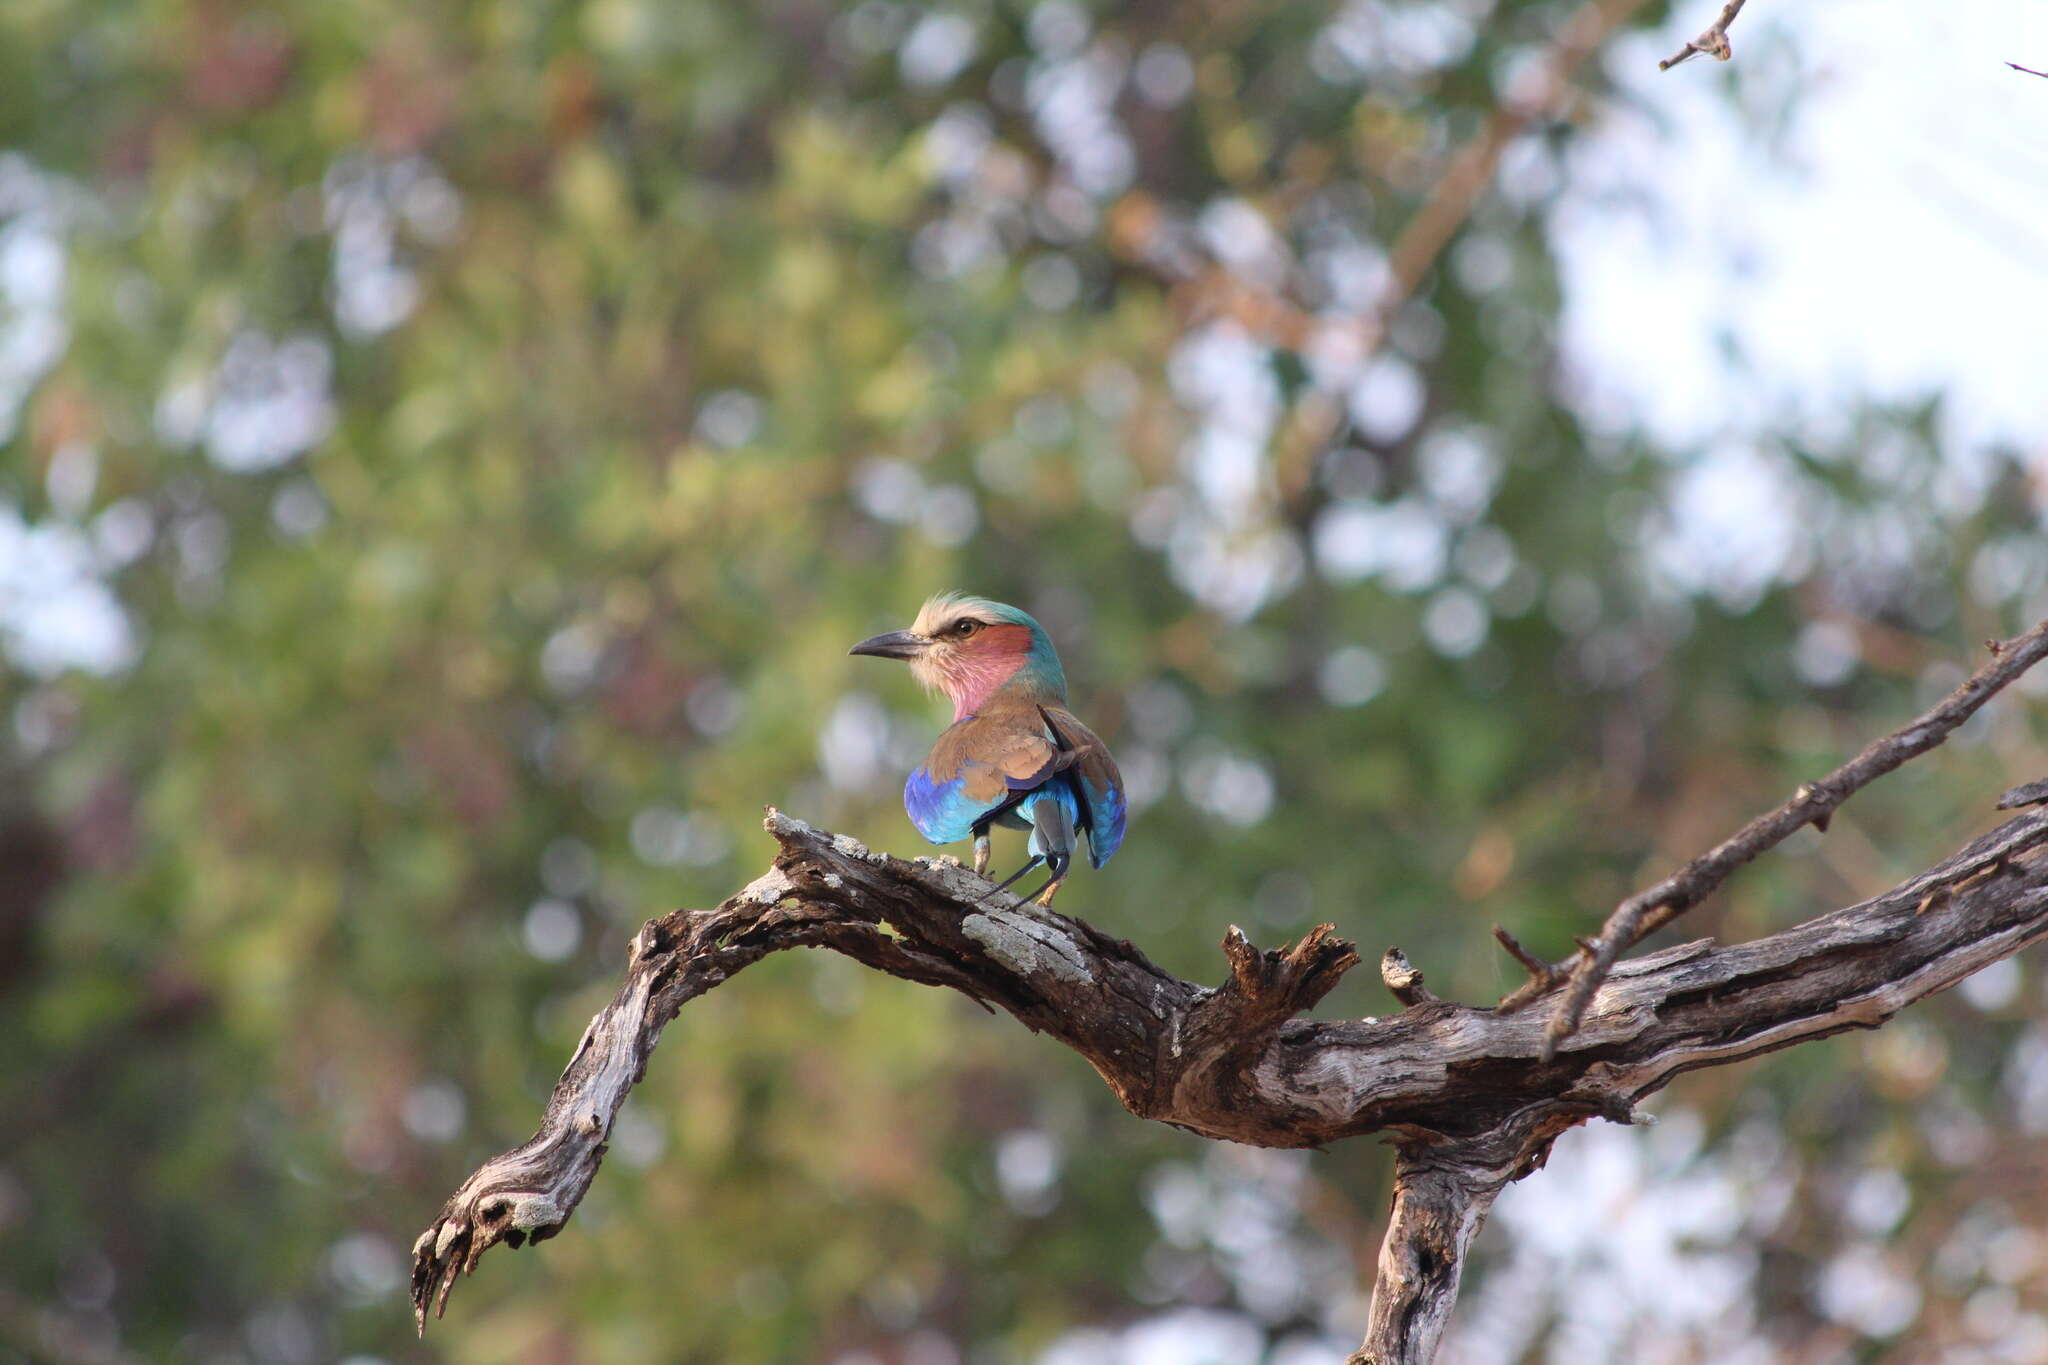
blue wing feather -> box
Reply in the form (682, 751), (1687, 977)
(903, 767), (1005, 845)
(1037, 706), (1126, 869)
(1078, 772), (1126, 867)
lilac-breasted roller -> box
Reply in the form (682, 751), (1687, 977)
(849, 594), (1126, 907)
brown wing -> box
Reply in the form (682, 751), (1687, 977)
(924, 700), (1075, 806)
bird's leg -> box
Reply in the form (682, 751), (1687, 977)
(972, 856), (1044, 904)
(971, 823), (992, 878)
(1016, 800), (1075, 908)
(1023, 849), (1071, 907)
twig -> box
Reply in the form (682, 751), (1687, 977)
(1541, 618), (2048, 1057)
(2001, 778), (2048, 810)
(2010, 62), (2048, 80)
(1381, 947), (1441, 1007)
(1492, 925), (1566, 1007)
(1660, 0), (1748, 70)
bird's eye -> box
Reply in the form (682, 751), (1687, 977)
(954, 619), (980, 636)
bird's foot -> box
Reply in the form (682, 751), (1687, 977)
(972, 834), (991, 878)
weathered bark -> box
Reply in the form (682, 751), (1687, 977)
(409, 623), (2048, 1361)
(1351, 1152), (1509, 1365)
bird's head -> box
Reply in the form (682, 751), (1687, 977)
(849, 593), (1067, 717)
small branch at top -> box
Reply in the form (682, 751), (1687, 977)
(2010, 63), (2048, 80)
(1541, 617), (2048, 1057)
(1660, 0), (1748, 70)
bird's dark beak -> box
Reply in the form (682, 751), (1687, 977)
(849, 629), (926, 661)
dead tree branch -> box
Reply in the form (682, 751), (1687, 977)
(2010, 62), (2048, 80)
(412, 626), (2048, 1362)
(1523, 616), (2048, 1056)
(1661, 0), (1749, 70)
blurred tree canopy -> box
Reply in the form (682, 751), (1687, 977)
(4, 0), (2047, 1361)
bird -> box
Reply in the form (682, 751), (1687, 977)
(849, 594), (1126, 907)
